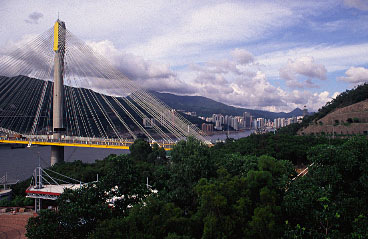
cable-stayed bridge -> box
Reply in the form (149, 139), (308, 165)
(0, 20), (210, 165)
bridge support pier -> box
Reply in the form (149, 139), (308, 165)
(51, 19), (66, 166)
(51, 146), (64, 166)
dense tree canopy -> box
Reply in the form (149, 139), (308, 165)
(23, 135), (368, 238)
(283, 136), (368, 238)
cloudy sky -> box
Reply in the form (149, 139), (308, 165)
(0, 0), (367, 112)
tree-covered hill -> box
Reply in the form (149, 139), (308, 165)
(278, 83), (368, 135)
(20, 135), (368, 239)
(304, 83), (368, 124)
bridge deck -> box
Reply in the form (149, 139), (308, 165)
(0, 138), (174, 150)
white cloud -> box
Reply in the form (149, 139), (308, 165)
(0, 33), (194, 95)
(0, 32), (54, 79)
(338, 66), (368, 84)
(1, 1), (364, 113)
(87, 40), (175, 80)
(344, 0), (368, 11)
(127, 2), (294, 62)
(283, 90), (336, 113)
(177, 49), (333, 112)
(86, 44), (339, 112)
(332, 91), (340, 99)
(258, 43), (368, 79)
(279, 56), (327, 88)
(0, 31), (337, 112)
(85, 40), (194, 94)
(231, 48), (254, 65)
(308, 91), (333, 111)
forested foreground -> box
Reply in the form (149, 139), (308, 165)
(25, 135), (368, 239)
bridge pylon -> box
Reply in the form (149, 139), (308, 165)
(51, 19), (66, 166)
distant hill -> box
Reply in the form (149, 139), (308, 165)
(151, 91), (304, 120)
(295, 83), (368, 137)
(304, 83), (368, 123)
(299, 99), (368, 137)
(0, 75), (305, 138)
(0, 76), (208, 137)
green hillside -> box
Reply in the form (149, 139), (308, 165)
(279, 83), (368, 135)
(303, 83), (368, 124)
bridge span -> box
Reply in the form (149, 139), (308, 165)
(0, 19), (209, 165)
(0, 136), (175, 150)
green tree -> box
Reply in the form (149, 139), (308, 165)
(147, 143), (167, 164)
(26, 183), (110, 239)
(90, 196), (193, 239)
(283, 137), (368, 237)
(26, 210), (68, 238)
(100, 154), (149, 215)
(26, 154), (149, 239)
(195, 168), (251, 238)
(351, 214), (368, 239)
(165, 137), (216, 210)
(129, 138), (152, 162)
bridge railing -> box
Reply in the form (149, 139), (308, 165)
(0, 135), (176, 149)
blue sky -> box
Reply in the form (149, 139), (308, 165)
(0, 0), (367, 112)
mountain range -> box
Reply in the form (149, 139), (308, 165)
(0, 75), (305, 137)
(151, 91), (305, 120)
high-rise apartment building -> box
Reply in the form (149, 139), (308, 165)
(201, 123), (214, 135)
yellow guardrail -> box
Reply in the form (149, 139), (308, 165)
(0, 139), (174, 151)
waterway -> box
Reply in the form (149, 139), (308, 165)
(208, 130), (253, 142)
(0, 130), (252, 181)
(0, 146), (127, 181)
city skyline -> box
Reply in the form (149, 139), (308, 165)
(0, 0), (367, 112)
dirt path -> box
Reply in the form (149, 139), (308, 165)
(0, 214), (33, 239)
